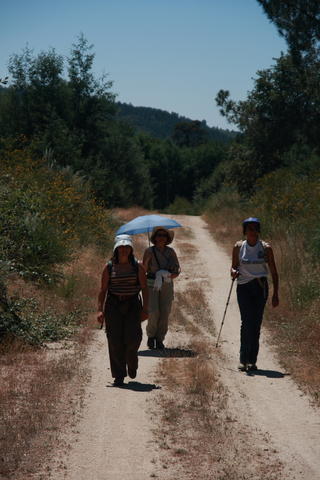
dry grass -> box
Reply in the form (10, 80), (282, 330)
(176, 282), (215, 335)
(7, 246), (105, 320)
(0, 246), (107, 478)
(0, 346), (88, 479)
(114, 206), (155, 222)
(154, 287), (284, 479)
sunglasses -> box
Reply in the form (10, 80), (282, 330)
(156, 233), (168, 238)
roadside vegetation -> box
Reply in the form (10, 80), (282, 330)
(0, 141), (115, 477)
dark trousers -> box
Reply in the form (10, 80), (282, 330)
(237, 278), (268, 365)
(105, 295), (142, 379)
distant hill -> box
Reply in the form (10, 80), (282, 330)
(116, 102), (237, 143)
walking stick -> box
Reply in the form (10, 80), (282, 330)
(215, 278), (235, 348)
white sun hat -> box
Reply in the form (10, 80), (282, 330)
(113, 234), (133, 251)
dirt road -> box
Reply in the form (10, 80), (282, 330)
(49, 215), (320, 479)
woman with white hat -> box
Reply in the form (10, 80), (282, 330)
(143, 227), (180, 350)
(231, 217), (279, 372)
(97, 235), (148, 386)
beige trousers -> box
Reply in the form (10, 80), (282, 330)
(146, 282), (174, 341)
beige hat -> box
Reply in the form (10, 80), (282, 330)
(150, 226), (174, 245)
(113, 234), (133, 251)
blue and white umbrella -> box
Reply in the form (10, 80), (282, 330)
(116, 214), (182, 240)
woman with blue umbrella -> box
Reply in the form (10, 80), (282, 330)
(143, 226), (181, 349)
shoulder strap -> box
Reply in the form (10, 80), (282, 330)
(107, 260), (113, 275)
(133, 257), (139, 274)
(152, 246), (161, 269)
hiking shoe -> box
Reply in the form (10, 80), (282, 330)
(128, 368), (137, 379)
(147, 337), (156, 349)
(113, 377), (124, 387)
(238, 363), (248, 372)
(156, 339), (165, 350)
(247, 364), (258, 371)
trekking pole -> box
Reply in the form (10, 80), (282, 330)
(215, 278), (235, 348)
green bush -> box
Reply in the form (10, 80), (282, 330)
(164, 196), (199, 215)
(0, 292), (85, 346)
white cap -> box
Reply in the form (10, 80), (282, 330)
(113, 234), (133, 251)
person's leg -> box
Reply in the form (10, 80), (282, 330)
(237, 283), (254, 366)
(156, 282), (174, 346)
(123, 297), (143, 378)
(146, 287), (160, 347)
(248, 279), (268, 365)
(105, 297), (126, 381)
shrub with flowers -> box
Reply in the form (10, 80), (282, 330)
(0, 140), (115, 282)
(0, 140), (116, 344)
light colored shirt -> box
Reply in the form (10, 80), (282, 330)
(237, 240), (268, 285)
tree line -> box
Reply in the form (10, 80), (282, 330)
(0, 34), (231, 211)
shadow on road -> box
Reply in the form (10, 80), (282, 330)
(247, 369), (290, 378)
(125, 381), (161, 391)
(138, 347), (197, 358)
(106, 381), (161, 391)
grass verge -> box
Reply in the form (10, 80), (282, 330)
(0, 246), (106, 478)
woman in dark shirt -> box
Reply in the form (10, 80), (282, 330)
(97, 235), (148, 386)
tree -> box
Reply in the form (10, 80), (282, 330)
(215, 52), (320, 194)
(257, 0), (320, 59)
(172, 120), (208, 147)
(67, 33), (116, 159)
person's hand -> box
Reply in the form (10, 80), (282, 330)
(231, 268), (239, 280)
(97, 311), (104, 326)
(272, 293), (279, 308)
(141, 309), (148, 322)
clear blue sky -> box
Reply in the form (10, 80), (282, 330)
(0, 0), (286, 129)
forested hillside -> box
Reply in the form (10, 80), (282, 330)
(116, 102), (236, 143)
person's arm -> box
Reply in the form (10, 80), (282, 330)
(266, 246), (279, 307)
(97, 265), (109, 326)
(143, 248), (151, 271)
(231, 245), (240, 279)
(138, 263), (149, 321)
(170, 249), (180, 279)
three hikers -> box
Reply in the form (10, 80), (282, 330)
(98, 217), (279, 385)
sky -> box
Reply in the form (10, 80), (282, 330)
(0, 0), (287, 130)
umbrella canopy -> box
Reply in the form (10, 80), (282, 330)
(116, 214), (182, 236)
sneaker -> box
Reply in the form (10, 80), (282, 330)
(128, 368), (137, 379)
(147, 337), (156, 349)
(247, 364), (258, 371)
(156, 339), (165, 350)
(113, 377), (124, 387)
(238, 363), (248, 372)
